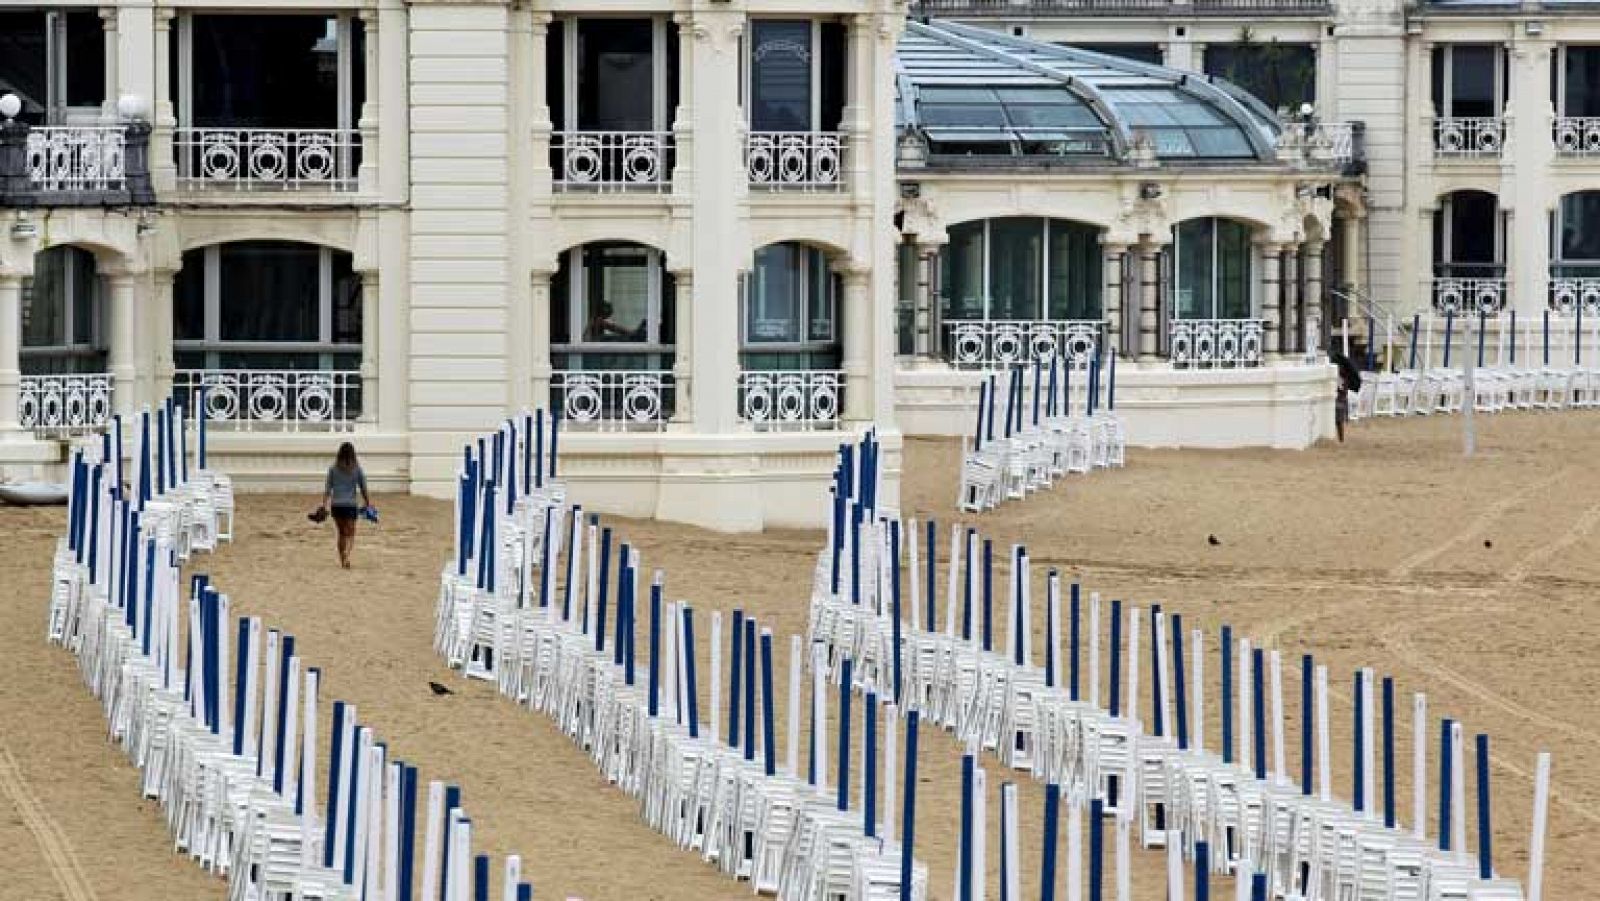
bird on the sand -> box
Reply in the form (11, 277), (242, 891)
(1207, 534), (1221, 546)
(428, 681), (454, 696)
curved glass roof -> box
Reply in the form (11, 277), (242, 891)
(897, 21), (1283, 163)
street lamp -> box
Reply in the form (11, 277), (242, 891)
(116, 94), (148, 121)
(0, 94), (21, 121)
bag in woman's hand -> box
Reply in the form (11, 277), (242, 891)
(308, 506), (329, 524)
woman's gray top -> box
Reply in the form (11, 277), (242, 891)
(326, 465), (368, 507)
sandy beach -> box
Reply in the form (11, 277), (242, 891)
(2, 410), (1595, 900)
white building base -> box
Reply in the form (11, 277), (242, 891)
(896, 361), (1337, 450)
(0, 431), (65, 482)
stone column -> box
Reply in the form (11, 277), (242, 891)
(1304, 241), (1325, 356)
(529, 12), (554, 193)
(531, 268), (553, 411)
(1137, 241), (1161, 362)
(1340, 212), (1364, 296)
(0, 273), (21, 431)
(359, 271), (379, 424)
(845, 15), (873, 200)
(100, 9), (119, 120)
(670, 13), (694, 192)
(1259, 242), (1284, 359)
(671, 270), (693, 423)
(1102, 241), (1127, 358)
(108, 272), (139, 415)
(357, 9), (380, 193)
(1283, 245), (1301, 355)
(150, 268), (175, 400)
(914, 241), (942, 358)
(840, 264), (872, 421)
(152, 9), (177, 192)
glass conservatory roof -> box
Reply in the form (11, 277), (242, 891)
(896, 21), (1282, 163)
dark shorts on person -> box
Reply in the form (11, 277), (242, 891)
(331, 504), (360, 523)
(1335, 390), (1349, 424)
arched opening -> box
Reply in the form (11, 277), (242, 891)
(1169, 217), (1253, 321)
(17, 245), (111, 435)
(550, 241), (676, 428)
(1431, 190), (1505, 315)
(937, 216), (1104, 367)
(1550, 190), (1600, 317)
(172, 239), (363, 427)
(21, 246), (105, 374)
(740, 241), (843, 428)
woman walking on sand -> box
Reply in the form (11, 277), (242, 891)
(320, 442), (371, 569)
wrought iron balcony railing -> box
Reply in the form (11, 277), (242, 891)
(909, 0), (1328, 14)
(551, 370), (674, 430)
(1433, 117), (1505, 158)
(1553, 117), (1600, 157)
(552, 131), (674, 192)
(943, 319), (1104, 369)
(1547, 277), (1600, 317)
(19, 373), (112, 437)
(1168, 319), (1266, 369)
(1430, 277), (1507, 317)
(173, 369), (361, 430)
(174, 128), (361, 191)
(0, 121), (154, 206)
(739, 370), (844, 429)
(746, 132), (846, 191)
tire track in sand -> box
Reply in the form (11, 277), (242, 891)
(0, 742), (98, 901)
(1502, 499), (1600, 585)
(1389, 467), (1573, 579)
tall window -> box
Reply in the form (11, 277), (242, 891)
(173, 241), (361, 371)
(743, 242), (839, 370)
(1553, 192), (1600, 279)
(747, 19), (844, 132)
(1432, 44), (1504, 119)
(1203, 42), (1315, 114)
(551, 242), (675, 371)
(1556, 46), (1600, 117)
(0, 9), (104, 125)
(176, 14), (362, 129)
(20, 246), (104, 375)
(1432, 191), (1502, 278)
(939, 218), (1103, 323)
(1171, 218), (1253, 320)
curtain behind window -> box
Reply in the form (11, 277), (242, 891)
(1047, 221), (1102, 320)
(218, 241), (321, 342)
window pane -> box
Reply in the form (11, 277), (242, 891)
(987, 218), (1042, 320)
(331, 251), (361, 345)
(1447, 192), (1498, 267)
(70, 248), (98, 346)
(750, 20), (813, 132)
(583, 244), (652, 343)
(1565, 47), (1600, 117)
(0, 11), (49, 124)
(65, 11), (105, 108)
(1175, 218), (1215, 319)
(218, 241), (321, 342)
(577, 19), (654, 131)
(1217, 220), (1252, 319)
(1450, 45), (1497, 118)
(941, 221), (986, 321)
(808, 254), (834, 343)
(1047, 221), (1102, 320)
(1202, 42), (1316, 113)
(175, 248), (206, 341)
(1071, 43), (1162, 64)
(1561, 192), (1600, 261)
(21, 249), (65, 347)
(749, 243), (802, 343)
(191, 15), (339, 127)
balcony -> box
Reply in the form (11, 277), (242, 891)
(746, 132), (846, 191)
(1429, 277), (1507, 317)
(552, 131), (674, 193)
(908, 0), (1328, 14)
(551, 370), (674, 431)
(174, 369), (362, 431)
(1168, 319), (1266, 369)
(0, 116), (154, 207)
(1553, 117), (1600, 157)
(1433, 117), (1505, 159)
(174, 128), (360, 192)
(944, 319), (1104, 369)
(18, 373), (112, 438)
(738, 370), (844, 430)
(1278, 120), (1365, 175)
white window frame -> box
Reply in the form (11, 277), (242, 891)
(559, 15), (669, 134)
(1170, 217), (1255, 320)
(19, 247), (103, 358)
(1436, 43), (1505, 119)
(742, 243), (837, 351)
(175, 11), (357, 134)
(556, 244), (672, 353)
(744, 18), (823, 131)
(176, 243), (356, 370)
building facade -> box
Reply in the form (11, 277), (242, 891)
(0, 0), (1383, 530)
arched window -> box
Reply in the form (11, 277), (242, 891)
(551, 241), (675, 370)
(742, 241), (840, 370)
(20, 246), (104, 375)
(1171, 217), (1253, 320)
(1432, 191), (1502, 279)
(173, 240), (361, 371)
(1554, 191), (1600, 278)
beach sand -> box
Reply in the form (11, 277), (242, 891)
(2, 410), (1596, 900)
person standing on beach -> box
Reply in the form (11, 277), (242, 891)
(1331, 347), (1362, 443)
(320, 442), (371, 569)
